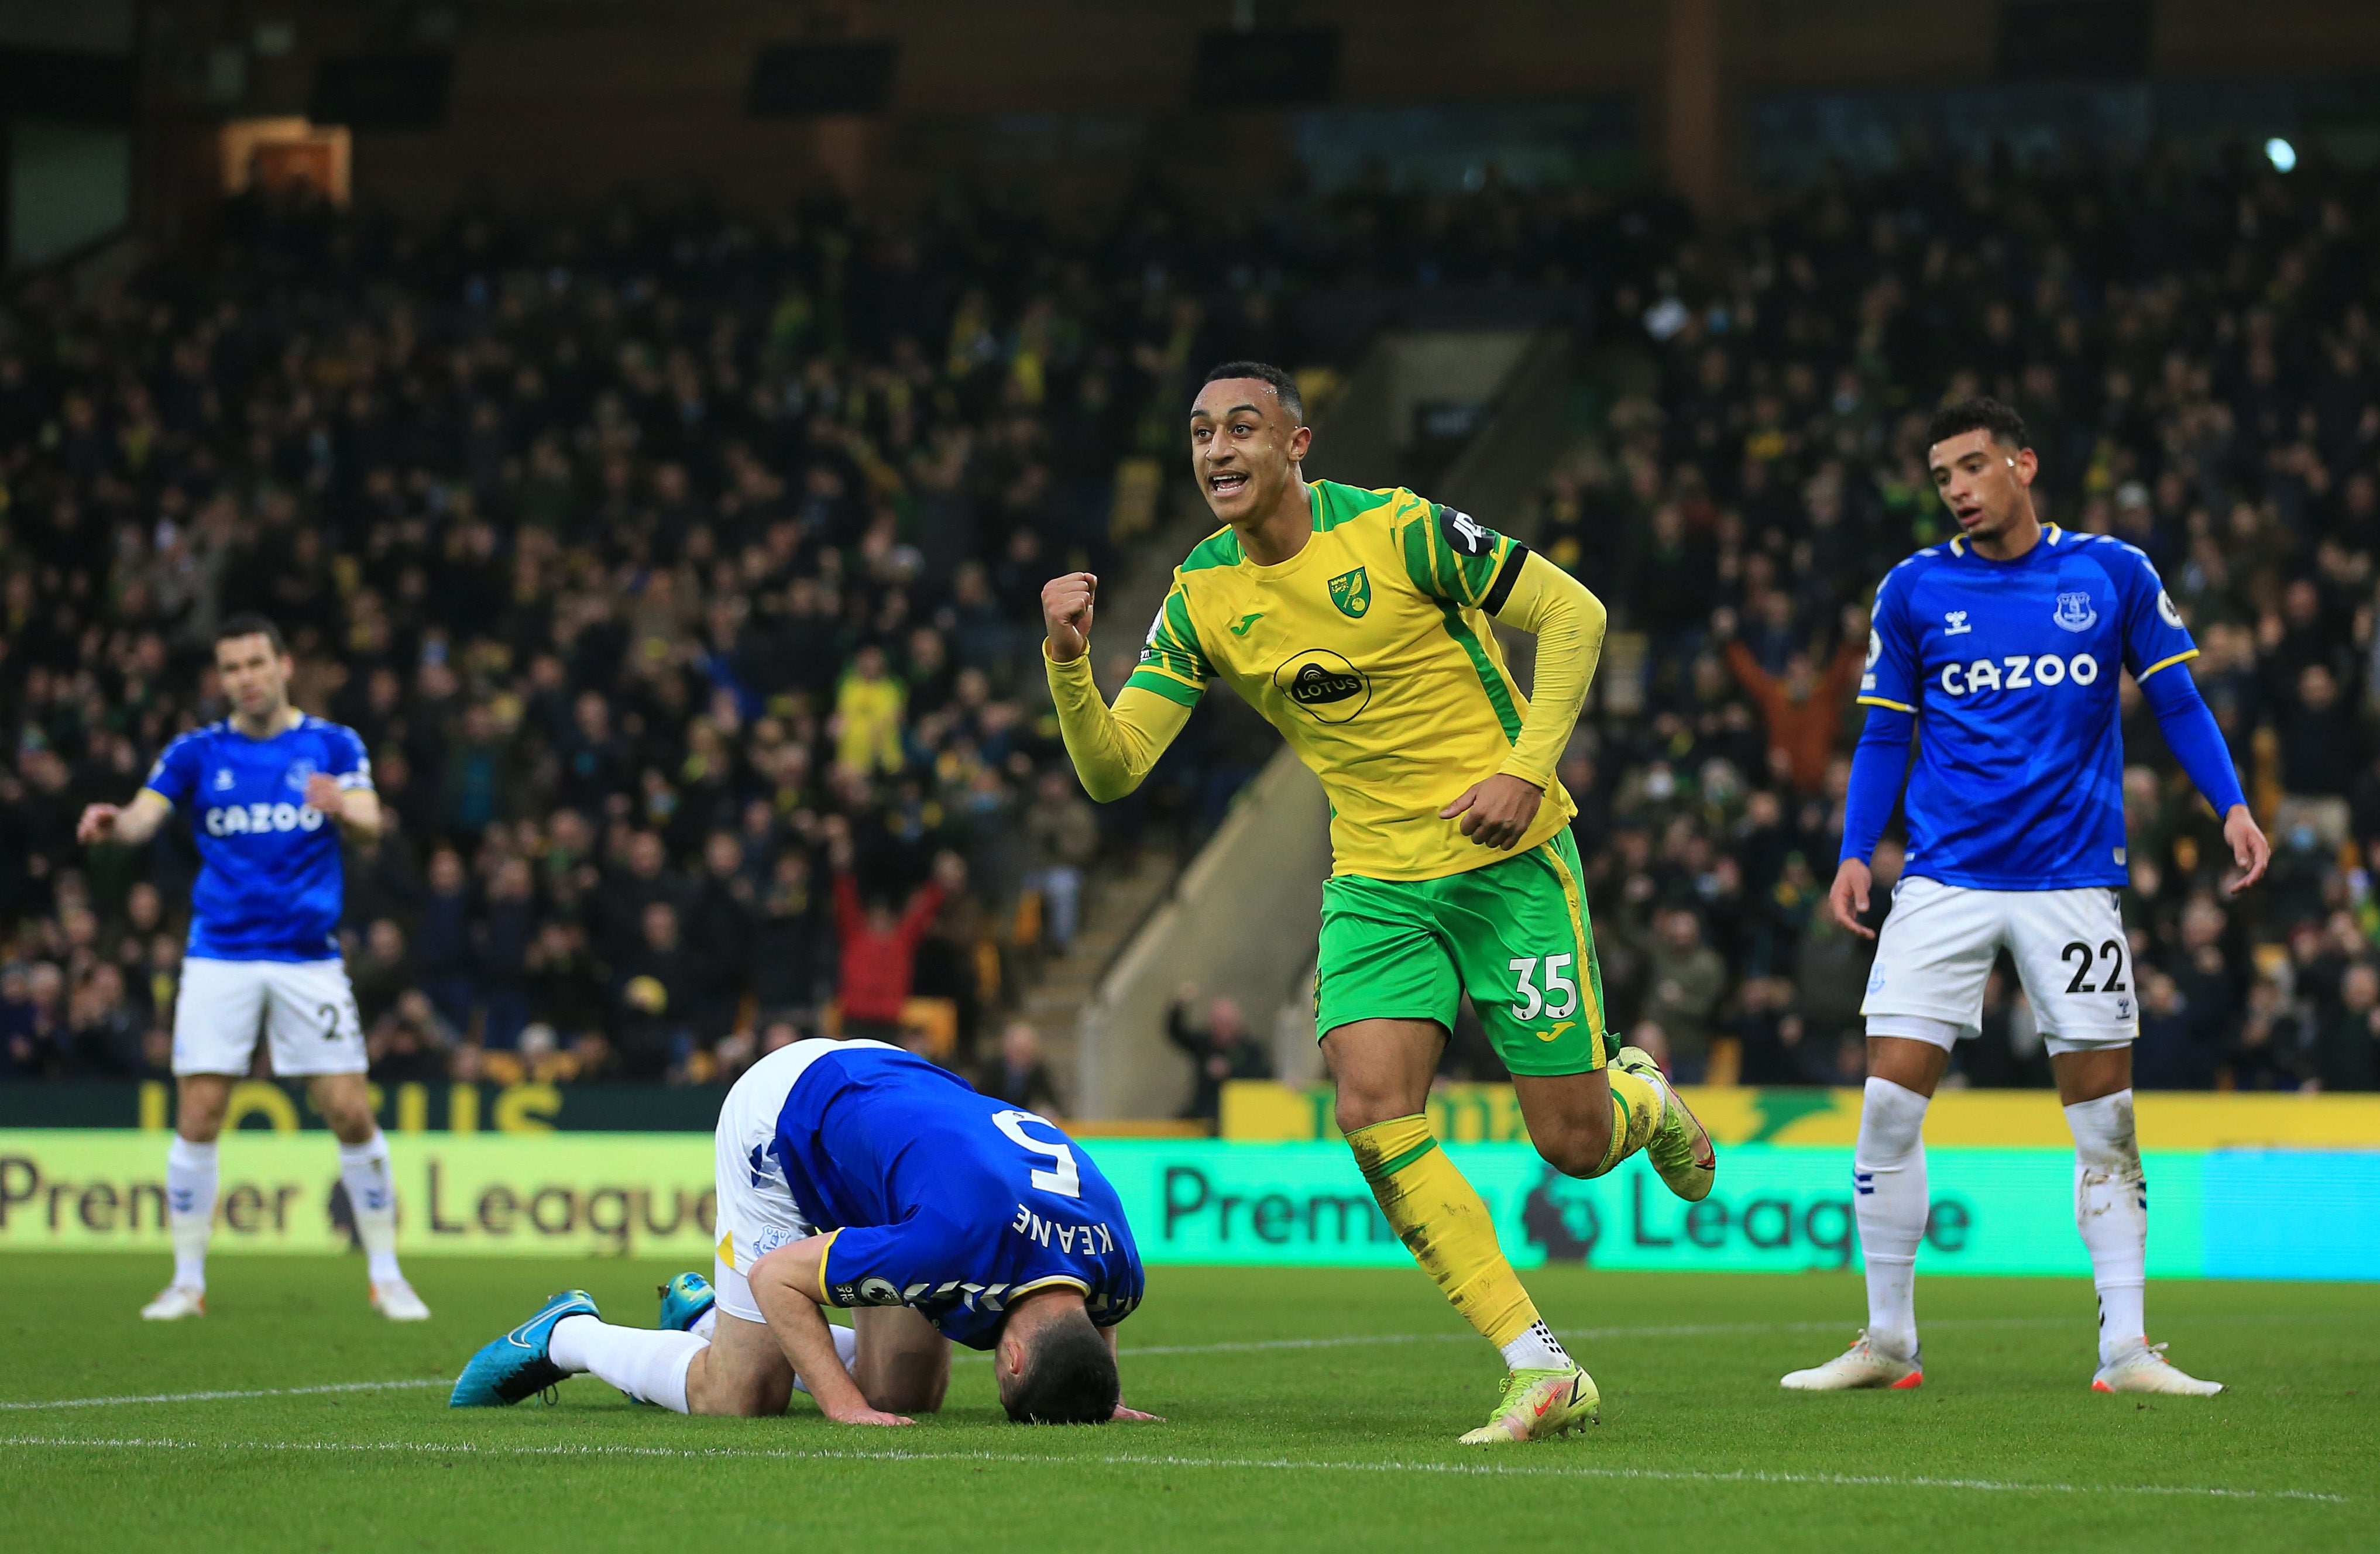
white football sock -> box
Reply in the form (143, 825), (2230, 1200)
(691, 1308), (718, 1342)
(2065, 1089), (2148, 1365)
(165, 1136), (218, 1291)
(1498, 1318), (1572, 1372)
(336, 1132), (404, 1283)
(550, 1316), (706, 1413)
(1853, 1076), (1931, 1362)
(794, 1323), (863, 1395)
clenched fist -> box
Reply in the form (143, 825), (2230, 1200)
(1042, 572), (1098, 663)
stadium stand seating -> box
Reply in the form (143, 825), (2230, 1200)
(1, 145), (2375, 1099)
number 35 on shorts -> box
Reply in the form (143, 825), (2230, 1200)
(1509, 954), (1579, 1022)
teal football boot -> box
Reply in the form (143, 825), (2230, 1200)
(448, 1290), (600, 1407)
(657, 1271), (716, 1333)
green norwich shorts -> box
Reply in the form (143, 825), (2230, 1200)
(1313, 828), (1608, 1077)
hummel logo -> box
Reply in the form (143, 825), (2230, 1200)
(1229, 612), (1263, 636)
(1943, 610), (1972, 635)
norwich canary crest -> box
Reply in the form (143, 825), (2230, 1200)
(1327, 566), (1371, 618)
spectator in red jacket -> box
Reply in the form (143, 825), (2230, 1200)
(1714, 603), (1867, 795)
(828, 817), (965, 1043)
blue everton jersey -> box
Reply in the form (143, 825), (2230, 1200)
(773, 1044), (1142, 1350)
(142, 715), (371, 961)
(1860, 527), (2199, 891)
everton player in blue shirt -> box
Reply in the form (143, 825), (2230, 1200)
(77, 615), (428, 1323)
(1784, 399), (2269, 1398)
(453, 1039), (1158, 1426)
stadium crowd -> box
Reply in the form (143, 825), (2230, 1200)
(2, 144), (2376, 1096)
(1516, 146), (2380, 1093)
(0, 185), (1315, 1090)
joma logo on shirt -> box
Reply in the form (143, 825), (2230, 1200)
(1273, 649), (1372, 723)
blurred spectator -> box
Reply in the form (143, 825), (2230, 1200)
(1642, 906), (1727, 1083)
(475, 858), (541, 1051)
(1023, 770), (1100, 952)
(2313, 961), (2380, 1091)
(1165, 986), (1273, 1124)
(1713, 606), (1866, 794)
(349, 919), (414, 1030)
(416, 848), (477, 1037)
(614, 900), (694, 1079)
(830, 826), (960, 1041)
(369, 990), (455, 1086)
(980, 1019), (1067, 1114)
(68, 963), (152, 1077)
(751, 848), (824, 1015)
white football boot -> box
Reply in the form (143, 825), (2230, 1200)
(140, 1284), (206, 1321)
(1780, 1330), (1923, 1390)
(371, 1279), (432, 1322)
(2091, 1341), (2221, 1395)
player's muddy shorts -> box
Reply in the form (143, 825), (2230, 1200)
(711, 1037), (899, 1322)
(1862, 876), (2137, 1054)
(1314, 830), (1608, 1077)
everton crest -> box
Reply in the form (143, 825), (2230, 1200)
(2052, 590), (2097, 632)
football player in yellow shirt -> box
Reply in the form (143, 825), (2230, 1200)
(1041, 361), (1718, 1444)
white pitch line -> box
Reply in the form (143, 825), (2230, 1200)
(0, 1379), (449, 1412)
(0, 1310), (2292, 1409)
(0, 1435), (2348, 1503)
(958, 1315), (2075, 1364)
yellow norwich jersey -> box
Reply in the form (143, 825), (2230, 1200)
(1127, 480), (1577, 881)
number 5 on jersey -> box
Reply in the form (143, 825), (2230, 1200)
(993, 1109), (1081, 1198)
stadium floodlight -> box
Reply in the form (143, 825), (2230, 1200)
(2265, 137), (2297, 173)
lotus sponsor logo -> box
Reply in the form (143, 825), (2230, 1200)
(1273, 649), (1371, 723)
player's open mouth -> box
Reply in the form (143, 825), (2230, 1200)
(1208, 472), (1248, 496)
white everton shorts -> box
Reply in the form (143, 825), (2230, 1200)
(711, 1037), (899, 1323)
(1862, 876), (2137, 1055)
(171, 957), (368, 1077)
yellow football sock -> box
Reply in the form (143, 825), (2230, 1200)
(1347, 1115), (1539, 1349)
(1593, 1067), (1664, 1177)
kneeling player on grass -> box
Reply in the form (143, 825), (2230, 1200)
(1787, 398), (2270, 1397)
(1041, 362), (1717, 1445)
(452, 1040), (1156, 1425)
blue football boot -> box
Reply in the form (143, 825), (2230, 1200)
(448, 1290), (600, 1407)
(657, 1271), (716, 1333)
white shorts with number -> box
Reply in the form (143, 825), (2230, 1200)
(171, 957), (368, 1078)
(1861, 876), (2136, 1055)
(711, 1037), (899, 1323)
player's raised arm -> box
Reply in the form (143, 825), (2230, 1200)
(1042, 570), (1201, 802)
(1440, 549), (1608, 850)
(77, 787), (173, 848)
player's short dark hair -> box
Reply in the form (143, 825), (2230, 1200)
(213, 613), (288, 656)
(1926, 396), (2028, 453)
(1200, 360), (1304, 425)
(1002, 1308), (1120, 1425)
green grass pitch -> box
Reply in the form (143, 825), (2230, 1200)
(2, 1256), (2372, 1553)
